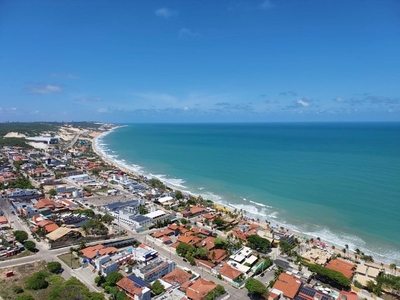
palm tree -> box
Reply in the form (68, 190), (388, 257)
(69, 247), (74, 268)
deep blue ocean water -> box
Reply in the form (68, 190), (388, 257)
(95, 123), (400, 263)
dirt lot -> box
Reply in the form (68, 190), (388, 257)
(0, 261), (63, 300)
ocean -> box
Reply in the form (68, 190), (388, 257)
(95, 123), (400, 264)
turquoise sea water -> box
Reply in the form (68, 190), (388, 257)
(96, 123), (400, 263)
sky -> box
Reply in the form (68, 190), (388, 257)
(0, 0), (399, 123)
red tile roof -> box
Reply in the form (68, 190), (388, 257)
(273, 272), (302, 299)
(218, 263), (243, 280)
(325, 259), (355, 279)
(195, 236), (215, 250)
(208, 249), (227, 263)
(117, 277), (144, 297)
(162, 269), (192, 286)
(186, 278), (216, 300)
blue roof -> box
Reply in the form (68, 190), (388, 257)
(130, 215), (151, 222)
(127, 275), (149, 287)
(105, 200), (139, 211)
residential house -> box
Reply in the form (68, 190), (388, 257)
(162, 268), (193, 288)
(218, 263), (244, 285)
(116, 275), (151, 300)
(272, 272), (302, 300)
(185, 278), (216, 300)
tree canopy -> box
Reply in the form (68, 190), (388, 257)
(47, 261), (62, 273)
(14, 230), (29, 243)
(245, 278), (268, 296)
(308, 264), (350, 288)
(246, 234), (270, 253)
(151, 279), (165, 295)
(25, 271), (49, 290)
(24, 241), (36, 252)
(176, 242), (195, 257)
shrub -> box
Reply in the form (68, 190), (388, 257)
(47, 261), (62, 273)
(25, 271), (49, 290)
(13, 286), (24, 294)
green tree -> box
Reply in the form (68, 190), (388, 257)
(245, 278), (268, 296)
(24, 240), (36, 252)
(175, 190), (183, 200)
(25, 271), (49, 290)
(105, 271), (123, 287)
(180, 218), (188, 225)
(102, 214), (115, 224)
(212, 217), (226, 227)
(279, 240), (294, 255)
(48, 188), (57, 197)
(47, 261), (62, 273)
(138, 205), (148, 215)
(214, 237), (228, 249)
(151, 279), (165, 295)
(194, 247), (209, 259)
(246, 234), (270, 253)
(14, 230), (29, 243)
(176, 242), (195, 257)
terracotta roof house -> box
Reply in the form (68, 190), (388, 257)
(152, 228), (174, 238)
(208, 249), (228, 263)
(218, 263), (244, 284)
(203, 213), (216, 222)
(195, 236), (215, 251)
(116, 275), (151, 300)
(189, 206), (206, 216)
(80, 244), (117, 260)
(35, 198), (56, 209)
(195, 259), (215, 270)
(36, 219), (59, 233)
(186, 278), (216, 300)
(231, 228), (248, 242)
(162, 268), (192, 286)
(192, 227), (212, 237)
(325, 259), (355, 279)
(273, 272), (302, 300)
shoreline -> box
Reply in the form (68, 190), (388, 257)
(91, 124), (399, 268)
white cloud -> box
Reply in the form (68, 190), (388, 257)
(179, 28), (200, 38)
(155, 8), (177, 19)
(74, 97), (102, 103)
(28, 84), (62, 94)
(297, 99), (310, 107)
(97, 108), (109, 113)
